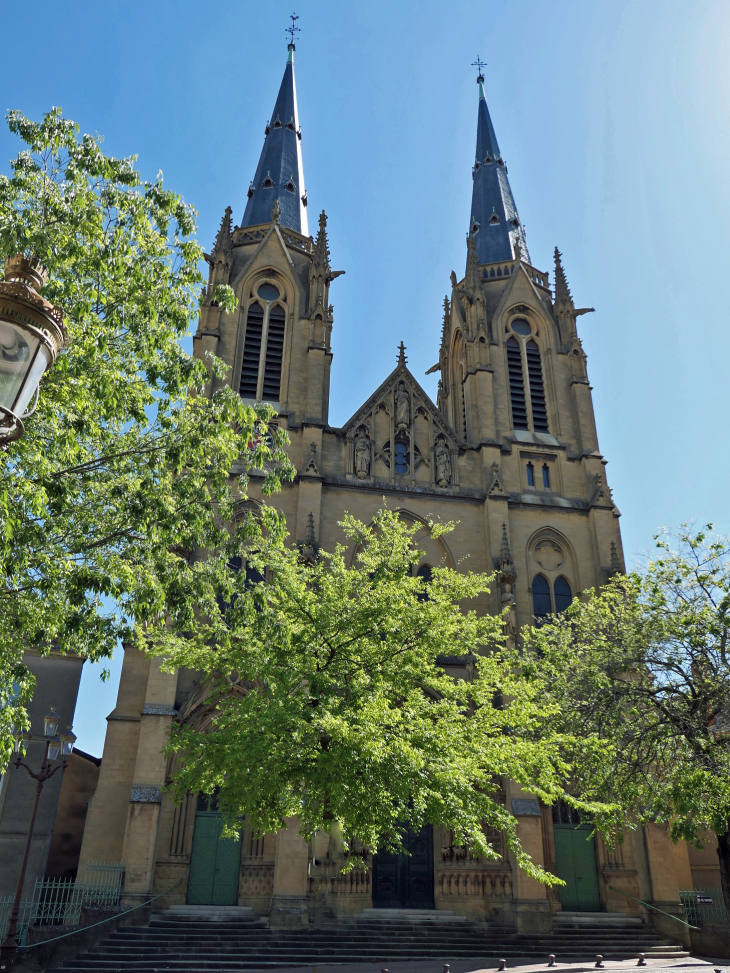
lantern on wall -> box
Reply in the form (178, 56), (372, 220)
(0, 255), (67, 444)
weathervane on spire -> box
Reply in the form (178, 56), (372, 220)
(471, 56), (486, 83)
(287, 12), (300, 49)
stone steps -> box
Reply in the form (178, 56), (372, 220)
(48, 913), (688, 973)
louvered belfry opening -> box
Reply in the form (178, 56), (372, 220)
(262, 305), (286, 401)
(506, 336), (528, 429)
(239, 302), (264, 398)
(526, 339), (549, 432)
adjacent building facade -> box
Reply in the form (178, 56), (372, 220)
(78, 42), (715, 932)
(0, 650), (84, 897)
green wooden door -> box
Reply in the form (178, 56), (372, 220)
(553, 803), (600, 912)
(187, 811), (242, 905)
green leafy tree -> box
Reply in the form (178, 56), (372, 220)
(162, 507), (604, 880)
(0, 108), (293, 768)
(525, 525), (730, 911)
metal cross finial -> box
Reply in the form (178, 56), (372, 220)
(471, 56), (486, 81)
(287, 12), (300, 48)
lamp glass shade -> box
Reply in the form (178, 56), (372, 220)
(47, 737), (61, 761)
(60, 728), (76, 757)
(0, 321), (44, 415)
(16, 342), (51, 417)
(43, 709), (61, 737)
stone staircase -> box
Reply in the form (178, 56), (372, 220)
(48, 907), (688, 972)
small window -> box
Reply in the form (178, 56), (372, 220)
(284, 179), (296, 193)
(382, 439), (418, 473)
(286, 118), (296, 131)
(257, 282), (280, 301)
(532, 574), (552, 618)
(272, 116), (282, 128)
(554, 576), (572, 613)
(393, 441), (409, 474)
(490, 213), (500, 225)
(511, 318), (531, 336)
(526, 462), (535, 487)
(542, 464), (550, 489)
(416, 564), (432, 602)
(552, 800), (582, 827)
(262, 174), (274, 189)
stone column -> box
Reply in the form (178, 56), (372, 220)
(270, 816), (310, 927)
(509, 790), (552, 932)
(120, 658), (177, 904)
(642, 823), (691, 947)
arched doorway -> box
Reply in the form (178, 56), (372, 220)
(187, 794), (242, 905)
(372, 825), (434, 909)
(552, 802), (600, 911)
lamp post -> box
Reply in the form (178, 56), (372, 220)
(0, 710), (76, 960)
(0, 254), (67, 445)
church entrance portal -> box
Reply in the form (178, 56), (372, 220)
(372, 824), (434, 909)
(552, 803), (600, 911)
(187, 796), (242, 905)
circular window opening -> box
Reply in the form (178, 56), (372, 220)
(257, 283), (280, 301)
(382, 439), (420, 475)
(393, 441), (409, 474)
(511, 318), (531, 336)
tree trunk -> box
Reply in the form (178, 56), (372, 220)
(716, 827), (730, 916)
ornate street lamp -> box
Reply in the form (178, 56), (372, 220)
(0, 254), (67, 444)
(0, 710), (74, 960)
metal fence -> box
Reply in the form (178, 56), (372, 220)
(679, 888), (728, 926)
(0, 861), (124, 944)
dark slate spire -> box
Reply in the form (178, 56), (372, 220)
(468, 69), (529, 267)
(241, 40), (308, 235)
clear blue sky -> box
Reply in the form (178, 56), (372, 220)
(2, 0), (729, 756)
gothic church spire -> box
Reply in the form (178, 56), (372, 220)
(241, 33), (308, 235)
(468, 66), (529, 267)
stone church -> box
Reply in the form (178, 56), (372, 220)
(78, 39), (709, 934)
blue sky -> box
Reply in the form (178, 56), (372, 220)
(2, 0), (729, 756)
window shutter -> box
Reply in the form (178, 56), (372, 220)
(239, 302), (264, 398)
(262, 304), (286, 401)
(506, 336), (528, 429)
(526, 339), (549, 432)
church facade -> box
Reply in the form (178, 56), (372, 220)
(78, 42), (701, 934)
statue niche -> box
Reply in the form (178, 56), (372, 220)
(395, 382), (410, 435)
(434, 435), (452, 488)
(354, 428), (371, 480)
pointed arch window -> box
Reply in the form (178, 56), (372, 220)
(526, 461), (535, 487)
(532, 575), (552, 618)
(554, 576), (572, 613)
(506, 336), (528, 429)
(239, 302), (264, 398)
(239, 284), (287, 404)
(262, 305), (285, 400)
(531, 574), (573, 619)
(526, 339), (549, 432)
(416, 564), (432, 602)
(506, 320), (550, 434)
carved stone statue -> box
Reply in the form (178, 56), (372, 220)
(355, 433), (370, 480)
(435, 438), (451, 488)
(501, 582), (517, 640)
(395, 382), (410, 434)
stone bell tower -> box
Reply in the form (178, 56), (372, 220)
(193, 33), (345, 548)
